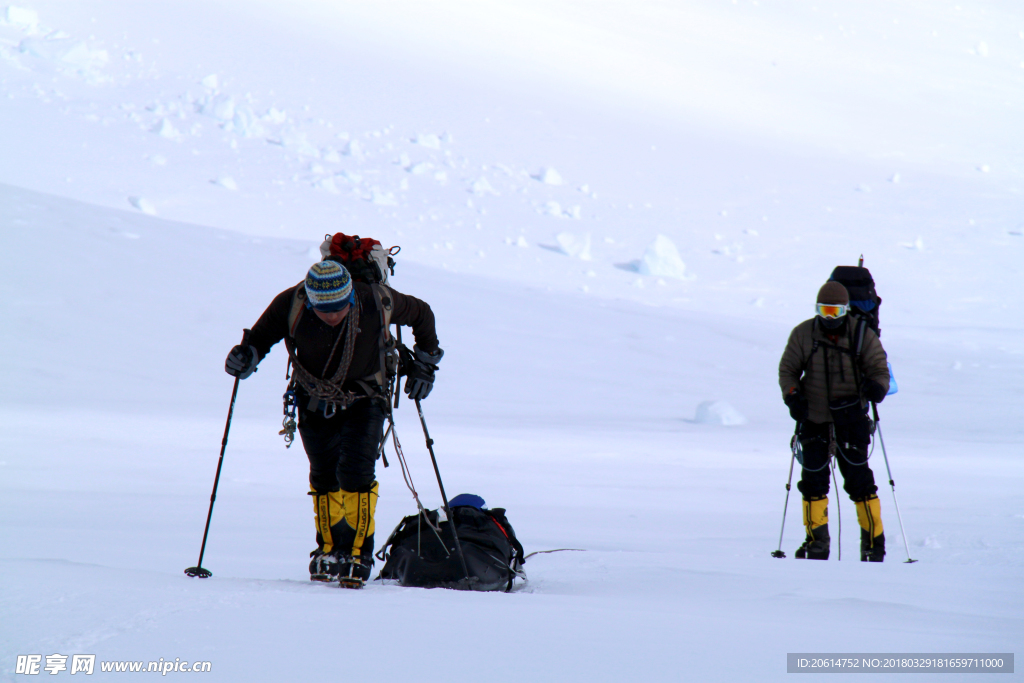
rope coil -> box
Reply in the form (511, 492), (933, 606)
(287, 294), (362, 409)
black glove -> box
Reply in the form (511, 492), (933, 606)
(225, 344), (259, 379)
(784, 389), (809, 422)
(861, 378), (887, 404)
(403, 345), (443, 401)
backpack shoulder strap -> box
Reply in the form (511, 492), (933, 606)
(800, 318), (822, 376)
(853, 315), (868, 359)
(361, 284), (398, 390)
(851, 315), (868, 394)
(287, 281), (307, 339)
(370, 283), (394, 333)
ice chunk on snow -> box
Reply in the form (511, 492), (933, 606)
(279, 130), (319, 157)
(152, 118), (180, 140)
(554, 232), (592, 260)
(533, 167), (563, 185)
(636, 235), (687, 279)
(413, 133), (441, 149)
(231, 106), (265, 138)
(128, 196), (157, 215)
(201, 94), (235, 121)
(316, 177), (339, 194)
(5, 6), (39, 33)
(61, 43), (109, 72)
(201, 74), (219, 90)
(263, 107), (287, 124)
(343, 139), (363, 159)
(470, 177), (498, 196)
(339, 170), (362, 184)
(18, 37), (55, 60)
(213, 176), (238, 191)
(369, 188), (396, 205)
(543, 200), (563, 217)
(694, 400), (746, 426)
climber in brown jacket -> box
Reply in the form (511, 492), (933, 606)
(224, 259), (442, 586)
(778, 281), (890, 562)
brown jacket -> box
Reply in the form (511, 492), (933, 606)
(778, 317), (888, 424)
(248, 281), (438, 390)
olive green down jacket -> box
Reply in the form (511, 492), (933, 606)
(778, 317), (889, 424)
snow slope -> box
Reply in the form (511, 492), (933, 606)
(2, 1), (1022, 681)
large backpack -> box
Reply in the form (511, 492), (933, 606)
(805, 261), (889, 407)
(376, 503), (526, 592)
(829, 264), (881, 337)
(318, 232), (398, 285)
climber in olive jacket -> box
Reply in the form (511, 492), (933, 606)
(777, 281), (889, 562)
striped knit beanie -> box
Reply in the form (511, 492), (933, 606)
(305, 260), (354, 311)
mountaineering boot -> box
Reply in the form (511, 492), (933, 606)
(795, 525), (830, 560)
(855, 495), (885, 562)
(334, 482), (379, 588)
(309, 489), (346, 581)
(309, 549), (344, 582)
(860, 530), (886, 562)
(795, 496), (830, 560)
(337, 554), (373, 589)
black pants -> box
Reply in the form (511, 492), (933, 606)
(797, 420), (878, 501)
(298, 397), (386, 494)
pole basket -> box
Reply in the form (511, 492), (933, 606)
(184, 566), (212, 578)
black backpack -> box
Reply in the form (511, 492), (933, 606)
(829, 265), (882, 337)
(376, 505), (526, 592)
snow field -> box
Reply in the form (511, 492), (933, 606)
(1, 0), (1023, 680)
(3, 189), (1023, 680)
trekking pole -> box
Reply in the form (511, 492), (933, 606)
(414, 398), (470, 580)
(771, 430), (799, 558)
(830, 459), (841, 561)
(872, 403), (917, 563)
(185, 328), (250, 578)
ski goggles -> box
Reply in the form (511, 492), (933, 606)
(816, 303), (849, 319)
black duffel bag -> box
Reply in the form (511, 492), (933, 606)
(376, 497), (525, 592)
